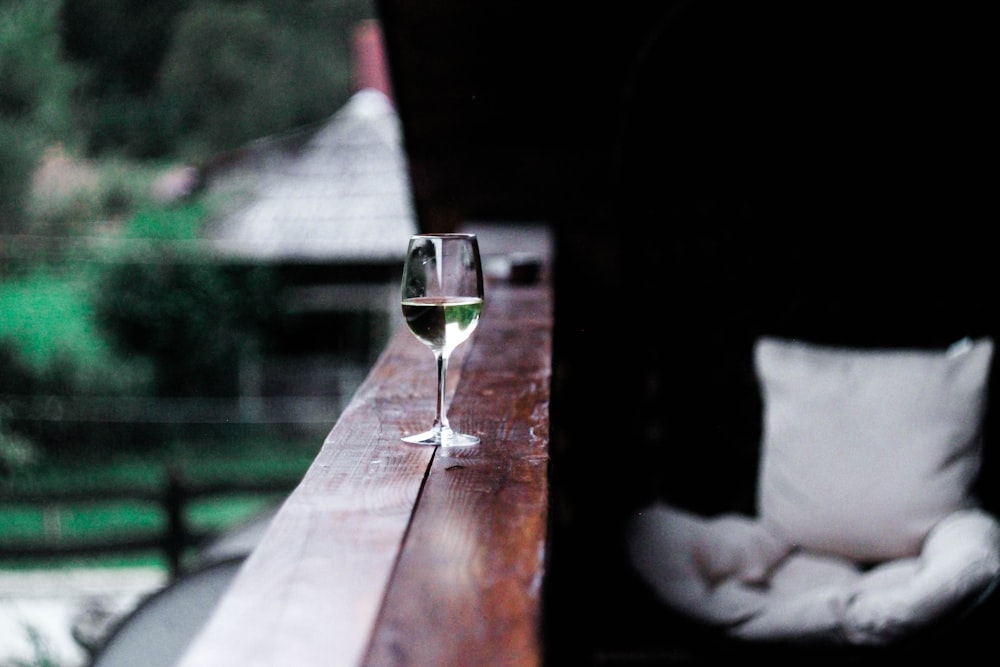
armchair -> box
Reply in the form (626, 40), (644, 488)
(627, 337), (1000, 664)
(627, 337), (1000, 651)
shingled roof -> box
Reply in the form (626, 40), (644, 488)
(207, 88), (418, 263)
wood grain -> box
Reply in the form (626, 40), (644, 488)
(176, 226), (552, 667)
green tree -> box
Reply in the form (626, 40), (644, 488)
(59, 0), (192, 156)
(59, 0), (192, 96)
(158, 0), (372, 157)
(158, 3), (301, 155)
(92, 206), (283, 398)
(55, 0), (373, 158)
(0, 0), (80, 231)
(0, 126), (38, 232)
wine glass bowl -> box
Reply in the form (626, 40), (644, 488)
(400, 233), (484, 446)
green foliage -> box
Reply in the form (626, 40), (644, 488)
(0, 122), (39, 231)
(84, 91), (185, 158)
(0, 415), (41, 476)
(93, 210), (282, 396)
(0, 263), (154, 463)
(0, 341), (42, 473)
(0, 434), (317, 573)
(0, 268), (140, 379)
(0, 0), (78, 135)
(24, 0), (376, 160)
(0, 0), (81, 231)
(159, 4), (305, 155)
(158, 0), (371, 157)
(0, 199), (281, 459)
(59, 0), (192, 97)
(59, 0), (193, 156)
(25, 149), (184, 238)
(123, 203), (205, 241)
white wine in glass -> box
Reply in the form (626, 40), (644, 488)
(400, 233), (484, 446)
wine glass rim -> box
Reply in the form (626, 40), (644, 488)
(410, 232), (477, 239)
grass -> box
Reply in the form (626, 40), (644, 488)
(122, 202), (205, 241)
(0, 252), (316, 571)
(0, 434), (320, 571)
(0, 266), (122, 371)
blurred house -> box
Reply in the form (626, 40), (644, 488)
(203, 20), (416, 428)
(207, 92), (413, 263)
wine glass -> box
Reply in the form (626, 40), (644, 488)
(400, 233), (484, 446)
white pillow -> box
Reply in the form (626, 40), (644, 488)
(755, 336), (994, 562)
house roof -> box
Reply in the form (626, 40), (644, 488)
(207, 88), (418, 263)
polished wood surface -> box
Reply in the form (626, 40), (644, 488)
(176, 225), (552, 667)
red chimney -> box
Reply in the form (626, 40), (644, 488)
(352, 19), (394, 104)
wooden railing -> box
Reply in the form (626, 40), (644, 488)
(176, 224), (553, 667)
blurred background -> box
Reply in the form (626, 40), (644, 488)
(0, 2), (408, 665)
(3, 1), (995, 665)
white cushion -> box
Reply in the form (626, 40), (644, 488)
(628, 504), (1000, 645)
(732, 508), (1000, 645)
(627, 503), (791, 626)
(755, 336), (993, 561)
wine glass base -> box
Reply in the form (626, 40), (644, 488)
(401, 429), (479, 447)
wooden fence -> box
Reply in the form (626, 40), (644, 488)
(0, 470), (297, 577)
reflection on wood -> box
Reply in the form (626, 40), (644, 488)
(176, 224), (553, 667)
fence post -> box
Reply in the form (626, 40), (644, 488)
(164, 468), (188, 577)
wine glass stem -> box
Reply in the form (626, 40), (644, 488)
(434, 351), (451, 435)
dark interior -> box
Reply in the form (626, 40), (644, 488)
(375, 1), (997, 663)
